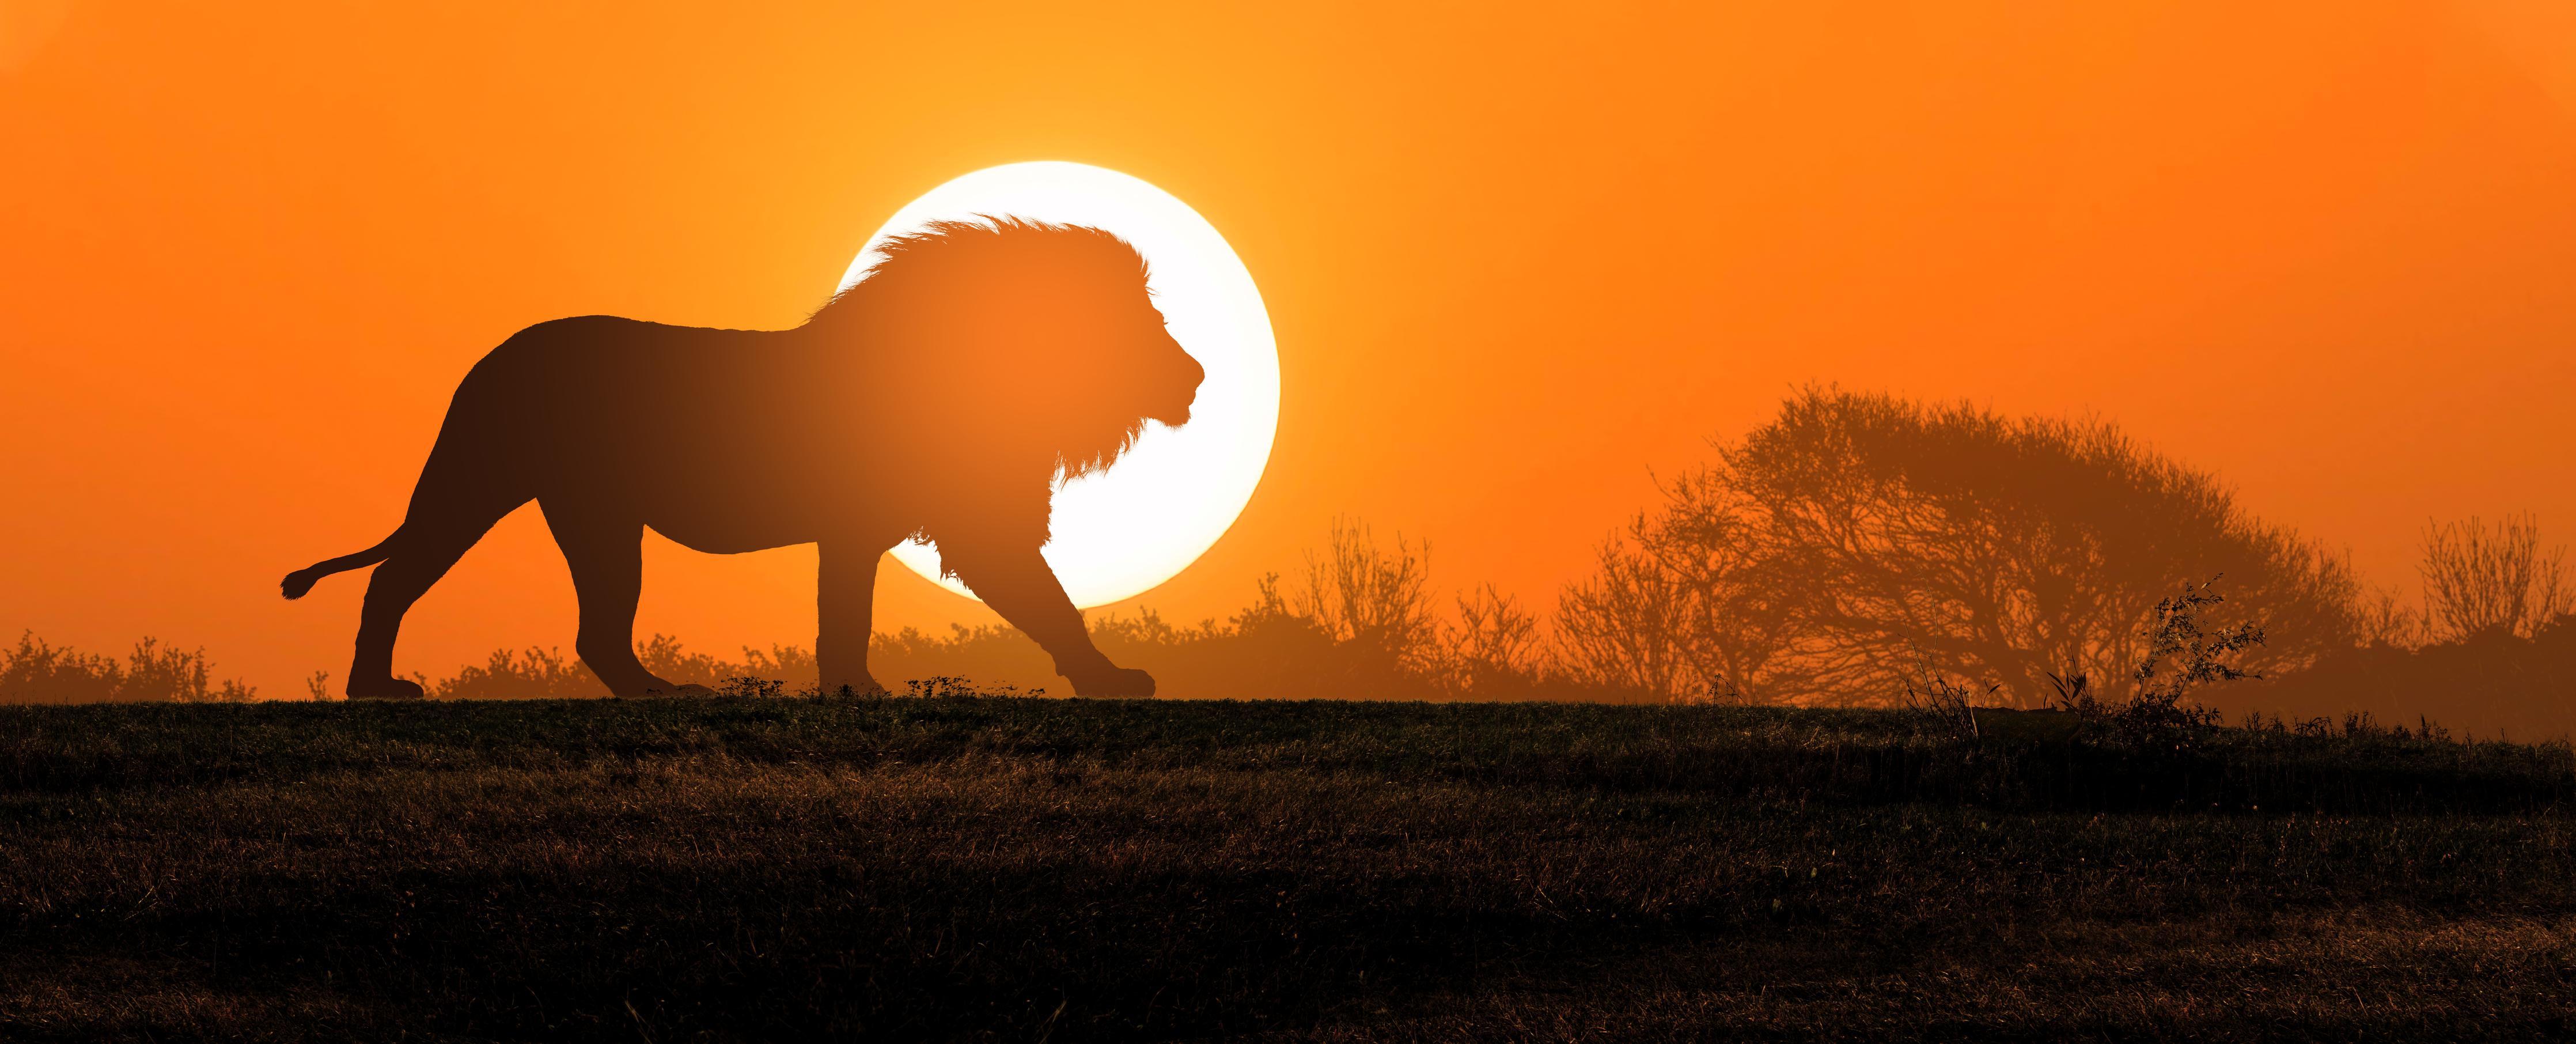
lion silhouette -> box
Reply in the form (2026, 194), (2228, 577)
(283, 217), (1203, 699)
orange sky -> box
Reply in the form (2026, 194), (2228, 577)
(5, 1), (2574, 695)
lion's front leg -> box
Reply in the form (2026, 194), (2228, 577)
(941, 542), (1154, 698)
(816, 539), (888, 696)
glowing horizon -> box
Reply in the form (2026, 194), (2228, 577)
(6, 2), (2575, 695)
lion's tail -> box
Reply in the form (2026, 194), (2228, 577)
(280, 536), (399, 600)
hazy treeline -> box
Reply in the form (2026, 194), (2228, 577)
(2247, 515), (2574, 739)
(7, 389), (2570, 735)
(1556, 391), (2571, 736)
(0, 634), (260, 705)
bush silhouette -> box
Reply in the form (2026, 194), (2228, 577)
(0, 632), (255, 705)
(2228, 516), (2576, 738)
(2419, 514), (2571, 641)
(1561, 388), (2359, 706)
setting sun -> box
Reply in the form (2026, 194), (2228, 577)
(844, 161), (1281, 608)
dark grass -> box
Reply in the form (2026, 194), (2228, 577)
(4, 696), (2574, 1041)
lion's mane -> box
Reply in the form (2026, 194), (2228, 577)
(808, 216), (1165, 484)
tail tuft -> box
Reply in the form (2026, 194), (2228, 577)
(281, 568), (324, 600)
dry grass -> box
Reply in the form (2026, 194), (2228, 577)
(2, 696), (2572, 1041)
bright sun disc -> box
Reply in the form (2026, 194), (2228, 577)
(842, 162), (1281, 608)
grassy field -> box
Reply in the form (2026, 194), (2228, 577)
(3, 695), (2574, 1042)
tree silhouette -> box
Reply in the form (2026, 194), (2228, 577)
(1556, 482), (1789, 703)
(1556, 528), (1700, 701)
(2419, 515), (2571, 641)
(1279, 517), (1440, 673)
(2233, 519), (2576, 740)
(1564, 389), (2359, 706)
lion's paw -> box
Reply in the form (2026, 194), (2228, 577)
(1070, 666), (1156, 698)
(347, 676), (427, 701)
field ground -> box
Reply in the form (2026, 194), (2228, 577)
(4, 695), (2574, 1042)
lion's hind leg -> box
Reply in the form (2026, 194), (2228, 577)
(347, 521), (511, 699)
(346, 467), (530, 699)
(541, 505), (699, 697)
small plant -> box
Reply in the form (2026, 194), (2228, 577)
(2045, 670), (2097, 714)
(717, 676), (785, 699)
(2134, 574), (2266, 702)
(799, 680), (891, 699)
(906, 675), (971, 698)
(898, 676), (1043, 699)
(2056, 577), (2258, 751)
(1696, 682), (1759, 706)
(1904, 672), (1991, 741)
(2119, 577), (2253, 740)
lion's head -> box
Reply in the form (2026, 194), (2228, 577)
(815, 217), (1205, 480)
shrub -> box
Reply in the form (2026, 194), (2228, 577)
(0, 631), (256, 705)
(1561, 388), (2358, 707)
(2419, 514), (2571, 641)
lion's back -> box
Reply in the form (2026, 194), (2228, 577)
(454, 316), (749, 418)
(433, 316), (803, 480)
